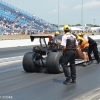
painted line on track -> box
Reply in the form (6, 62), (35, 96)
(0, 59), (22, 67)
(0, 56), (23, 67)
(0, 55), (84, 67)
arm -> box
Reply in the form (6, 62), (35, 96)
(61, 36), (67, 54)
(76, 39), (81, 50)
(62, 46), (66, 53)
(78, 39), (82, 45)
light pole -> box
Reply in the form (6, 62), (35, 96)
(93, 19), (95, 25)
(58, 0), (59, 28)
(81, 0), (83, 29)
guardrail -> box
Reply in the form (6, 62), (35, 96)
(0, 34), (100, 48)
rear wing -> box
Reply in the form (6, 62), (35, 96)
(30, 34), (53, 42)
(30, 34), (53, 47)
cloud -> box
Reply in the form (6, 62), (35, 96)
(73, 0), (100, 10)
(59, 4), (68, 9)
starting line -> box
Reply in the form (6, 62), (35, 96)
(0, 56), (84, 66)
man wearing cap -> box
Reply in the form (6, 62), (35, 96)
(77, 33), (89, 66)
(78, 32), (100, 64)
(61, 25), (79, 84)
(52, 31), (60, 41)
(54, 31), (60, 36)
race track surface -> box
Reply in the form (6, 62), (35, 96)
(0, 46), (100, 100)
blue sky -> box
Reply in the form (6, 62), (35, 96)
(2, 0), (100, 25)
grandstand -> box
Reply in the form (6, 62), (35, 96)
(0, 0), (59, 35)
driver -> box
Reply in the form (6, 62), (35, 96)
(54, 31), (60, 36)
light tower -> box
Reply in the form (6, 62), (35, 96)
(58, 0), (59, 28)
(93, 19), (95, 25)
(81, 0), (83, 29)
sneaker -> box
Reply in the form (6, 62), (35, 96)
(63, 78), (71, 85)
(70, 79), (76, 83)
(82, 62), (87, 67)
(96, 61), (100, 64)
(87, 60), (93, 65)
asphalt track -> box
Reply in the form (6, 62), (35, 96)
(0, 46), (100, 100)
(0, 46), (33, 58)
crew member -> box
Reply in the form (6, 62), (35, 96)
(78, 33), (100, 64)
(61, 25), (79, 84)
(54, 31), (60, 36)
(52, 31), (60, 42)
(77, 33), (89, 66)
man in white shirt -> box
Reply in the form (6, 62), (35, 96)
(61, 25), (79, 84)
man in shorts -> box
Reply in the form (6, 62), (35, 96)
(77, 33), (89, 66)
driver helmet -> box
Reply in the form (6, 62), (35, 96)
(55, 31), (60, 36)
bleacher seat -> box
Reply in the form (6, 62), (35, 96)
(0, 0), (59, 34)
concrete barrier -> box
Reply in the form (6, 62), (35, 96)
(0, 38), (49, 48)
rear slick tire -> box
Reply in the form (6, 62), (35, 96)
(23, 52), (36, 72)
(46, 52), (63, 74)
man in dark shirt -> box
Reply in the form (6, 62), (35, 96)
(78, 33), (100, 64)
(88, 36), (100, 63)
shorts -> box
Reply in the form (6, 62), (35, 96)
(82, 47), (89, 53)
